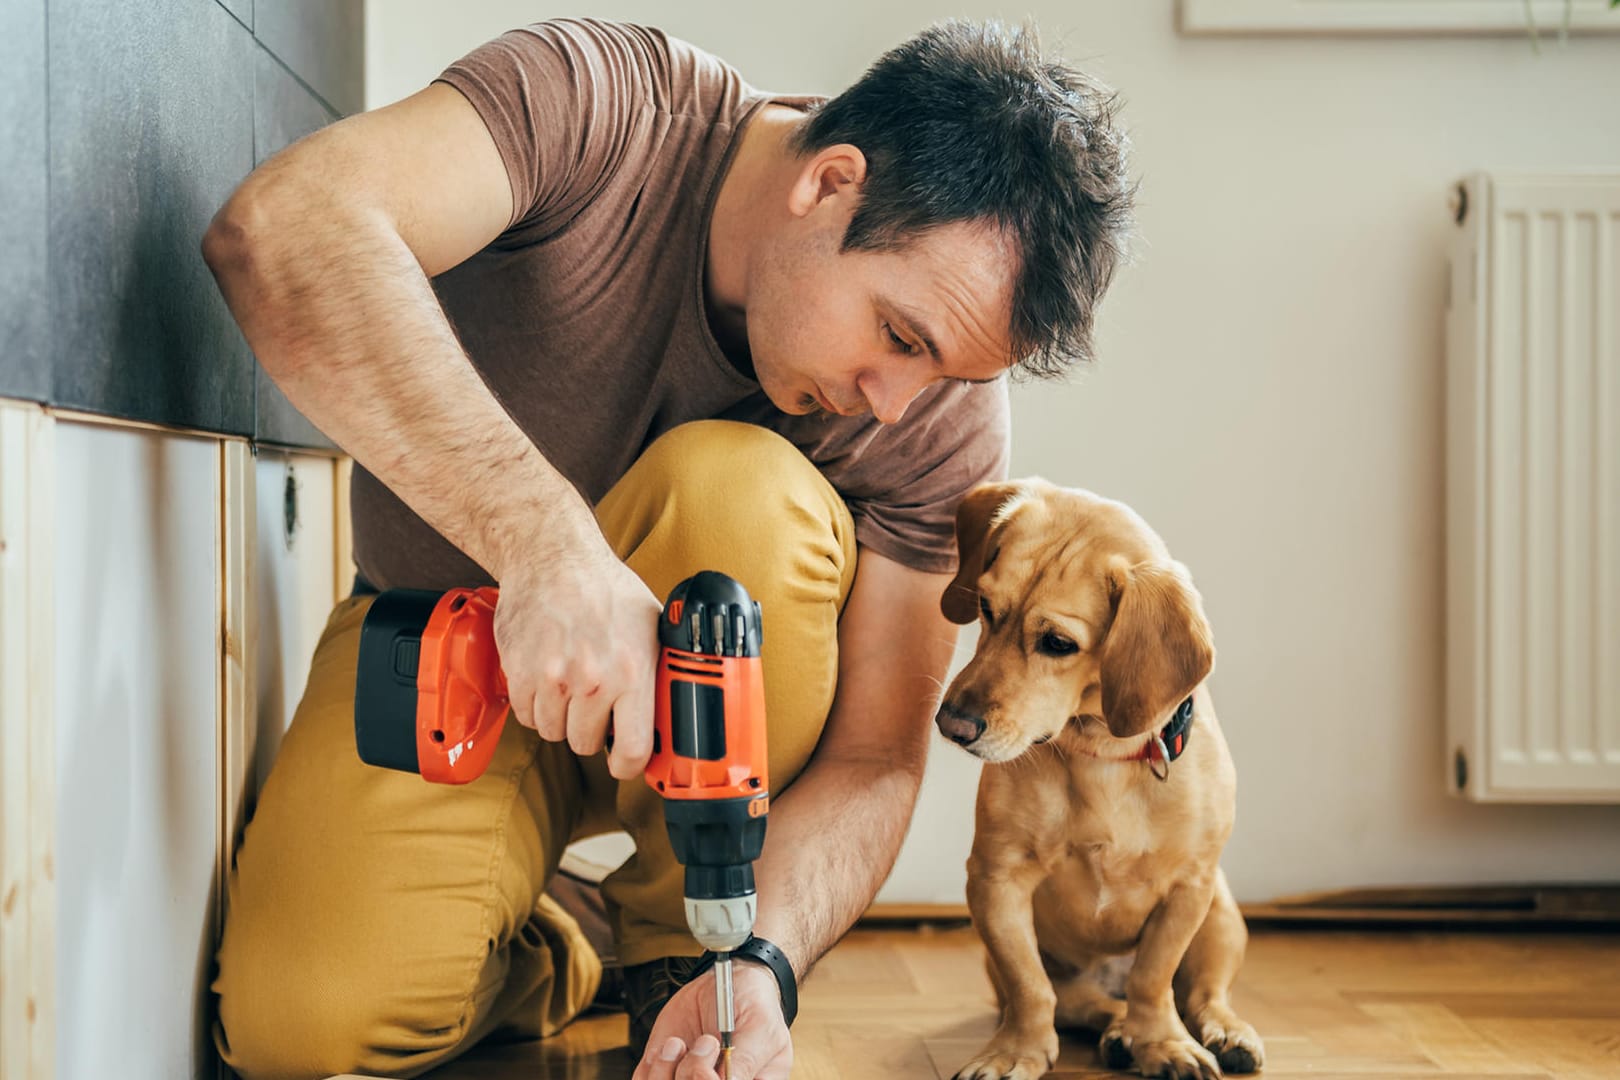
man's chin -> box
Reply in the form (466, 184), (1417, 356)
(760, 383), (821, 416)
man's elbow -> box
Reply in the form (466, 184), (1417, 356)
(204, 174), (294, 279)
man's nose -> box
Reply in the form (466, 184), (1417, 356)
(859, 369), (931, 425)
(935, 702), (986, 746)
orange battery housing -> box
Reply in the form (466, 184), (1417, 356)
(415, 586), (508, 784)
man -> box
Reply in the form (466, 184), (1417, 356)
(203, 17), (1130, 1080)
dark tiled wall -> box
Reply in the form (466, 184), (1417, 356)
(1, 0), (49, 401)
(0, 0), (361, 450)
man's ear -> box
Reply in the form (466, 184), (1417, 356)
(786, 143), (867, 218)
(940, 481), (1028, 625)
(1099, 559), (1214, 737)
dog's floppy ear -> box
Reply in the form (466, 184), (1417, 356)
(941, 481), (1027, 625)
(1099, 559), (1214, 737)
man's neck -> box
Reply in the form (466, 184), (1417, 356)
(705, 106), (803, 373)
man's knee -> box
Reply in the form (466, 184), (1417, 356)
(631, 420), (854, 574)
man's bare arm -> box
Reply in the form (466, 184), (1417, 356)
(203, 83), (599, 576)
(203, 84), (661, 777)
(749, 550), (960, 976)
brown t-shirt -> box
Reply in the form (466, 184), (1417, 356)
(350, 18), (1010, 591)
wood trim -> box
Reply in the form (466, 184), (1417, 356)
(863, 886), (1620, 930)
(1179, 0), (1620, 35)
(1242, 884), (1620, 925)
(45, 406), (234, 442)
(216, 439), (254, 1080)
(218, 440), (255, 924)
(860, 903), (971, 924)
(334, 456), (355, 603)
(0, 400), (56, 1080)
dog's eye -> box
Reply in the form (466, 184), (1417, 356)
(979, 596), (994, 624)
(1037, 632), (1079, 657)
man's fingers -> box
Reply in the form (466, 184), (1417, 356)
(564, 686), (611, 756)
(675, 1035), (721, 1080)
(633, 1036), (687, 1080)
(607, 677), (655, 779)
(528, 680), (567, 742)
(722, 1047), (763, 1080)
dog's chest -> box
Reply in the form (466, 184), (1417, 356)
(1032, 797), (1163, 953)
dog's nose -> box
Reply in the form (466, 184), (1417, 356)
(935, 703), (986, 746)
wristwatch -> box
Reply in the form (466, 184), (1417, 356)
(698, 935), (799, 1027)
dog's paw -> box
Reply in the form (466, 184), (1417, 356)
(1130, 1035), (1222, 1080)
(1187, 1006), (1265, 1074)
(1099, 1025), (1134, 1070)
(953, 1029), (1059, 1080)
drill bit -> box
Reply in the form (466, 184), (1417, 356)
(715, 950), (735, 1079)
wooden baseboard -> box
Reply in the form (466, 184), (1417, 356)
(861, 885), (1620, 930)
(1241, 884), (1620, 926)
(860, 903), (970, 925)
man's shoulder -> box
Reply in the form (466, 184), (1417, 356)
(490, 18), (752, 117)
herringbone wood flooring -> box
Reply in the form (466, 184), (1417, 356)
(394, 925), (1620, 1079)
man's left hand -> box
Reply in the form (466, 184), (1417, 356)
(630, 961), (792, 1080)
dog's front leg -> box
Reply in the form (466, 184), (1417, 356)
(1104, 880), (1222, 1080)
(955, 856), (1059, 1080)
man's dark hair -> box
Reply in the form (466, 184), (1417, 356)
(793, 20), (1134, 378)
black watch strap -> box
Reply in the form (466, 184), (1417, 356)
(701, 935), (798, 1027)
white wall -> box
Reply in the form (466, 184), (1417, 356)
(365, 0), (1620, 902)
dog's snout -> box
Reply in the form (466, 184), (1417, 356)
(936, 703), (986, 746)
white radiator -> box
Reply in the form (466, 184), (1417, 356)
(1447, 173), (1620, 803)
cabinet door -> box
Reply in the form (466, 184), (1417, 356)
(252, 451), (338, 797)
(54, 421), (222, 1079)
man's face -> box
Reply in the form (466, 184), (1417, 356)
(746, 215), (1017, 424)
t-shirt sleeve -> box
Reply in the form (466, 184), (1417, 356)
(434, 19), (663, 236)
(845, 379), (1012, 574)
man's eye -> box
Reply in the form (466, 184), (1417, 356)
(1037, 632), (1079, 657)
(884, 324), (917, 355)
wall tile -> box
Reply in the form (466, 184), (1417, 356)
(1, 0), (49, 401)
(216, 0), (252, 31)
(255, 0), (364, 116)
(48, 0), (257, 434)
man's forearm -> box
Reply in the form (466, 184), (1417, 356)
(749, 753), (926, 980)
(203, 191), (597, 580)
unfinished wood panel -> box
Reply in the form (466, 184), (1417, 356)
(220, 439), (253, 918)
(0, 400), (55, 1080)
(334, 455), (354, 603)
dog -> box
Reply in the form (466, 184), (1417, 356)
(934, 479), (1264, 1080)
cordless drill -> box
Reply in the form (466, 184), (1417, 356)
(352, 572), (769, 1065)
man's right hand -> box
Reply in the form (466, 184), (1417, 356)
(494, 547), (663, 780)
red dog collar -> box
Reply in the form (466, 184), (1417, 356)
(1133, 696), (1195, 780)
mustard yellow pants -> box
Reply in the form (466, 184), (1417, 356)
(213, 422), (857, 1079)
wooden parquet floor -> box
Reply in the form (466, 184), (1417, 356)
(400, 924), (1620, 1079)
